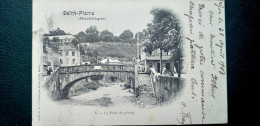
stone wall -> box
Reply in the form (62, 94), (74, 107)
(150, 68), (182, 102)
(43, 67), (61, 100)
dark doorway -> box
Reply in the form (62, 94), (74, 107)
(157, 63), (160, 73)
(166, 63), (170, 70)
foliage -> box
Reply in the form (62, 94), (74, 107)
(85, 26), (100, 42)
(169, 48), (181, 61)
(79, 44), (85, 55)
(86, 50), (100, 64)
(53, 37), (59, 42)
(71, 39), (79, 47)
(143, 41), (154, 55)
(103, 35), (114, 42)
(144, 8), (182, 74)
(100, 30), (114, 42)
(119, 30), (134, 41)
(48, 43), (59, 53)
(146, 8), (181, 51)
(42, 37), (49, 44)
(113, 36), (121, 42)
(76, 31), (86, 42)
(81, 43), (136, 61)
(49, 27), (67, 36)
(142, 29), (148, 36)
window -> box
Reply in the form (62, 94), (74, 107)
(60, 59), (63, 64)
(72, 59), (75, 64)
(66, 51), (69, 56)
(59, 51), (62, 56)
(72, 51), (75, 56)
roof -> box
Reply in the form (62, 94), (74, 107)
(146, 55), (171, 61)
(100, 58), (121, 64)
(46, 35), (75, 40)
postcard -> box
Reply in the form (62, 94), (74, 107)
(32, 0), (227, 125)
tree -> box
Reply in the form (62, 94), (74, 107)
(76, 31), (86, 42)
(119, 30), (134, 41)
(53, 37), (59, 42)
(85, 26), (100, 42)
(143, 41), (154, 55)
(48, 43), (59, 53)
(92, 50), (99, 64)
(71, 39), (79, 47)
(86, 50), (99, 64)
(103, 35), (114, 42)
(79, 44), (85, 55)
(100, 30), (114, 42)
(143, 29), (148, 36)
(113, 36), (121, 42)
(144, 8), (182, 75)
(49, 27), (67, 36)
(42, 37), (50, 45)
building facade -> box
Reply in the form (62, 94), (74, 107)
(139, 37), (175, 75)
(58, 44), (81, 66)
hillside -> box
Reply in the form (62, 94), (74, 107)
(47, 41), (137, 61)
(82, 42), (137, 60)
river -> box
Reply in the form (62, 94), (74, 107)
(57, 82), (137, 107)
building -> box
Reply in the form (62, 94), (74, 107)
(45, 35), (75, 43)
(139, 37), (175, 74)
(42, 34), (81, 76)
(100, 57), (122, 65)
(58, 44), (81, 66)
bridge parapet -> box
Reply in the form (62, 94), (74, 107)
(59, 64), (135, 73)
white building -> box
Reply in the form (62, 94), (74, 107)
(45, 35), (75, 43)
(58, 44), (81, 66)
(100, 57), (122, 65)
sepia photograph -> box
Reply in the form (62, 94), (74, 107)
(32, 0), (227, 125)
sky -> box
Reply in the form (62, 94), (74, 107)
(33, 0), (185, 36)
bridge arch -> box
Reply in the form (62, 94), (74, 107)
(44, 65), (135, 100)
(61, 75), (104, 99)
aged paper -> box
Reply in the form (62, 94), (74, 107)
(32, 0), (227, 125)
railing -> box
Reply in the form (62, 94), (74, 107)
(59, 64), (135, 73)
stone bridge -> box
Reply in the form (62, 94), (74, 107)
(44, 64), (135, 100)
